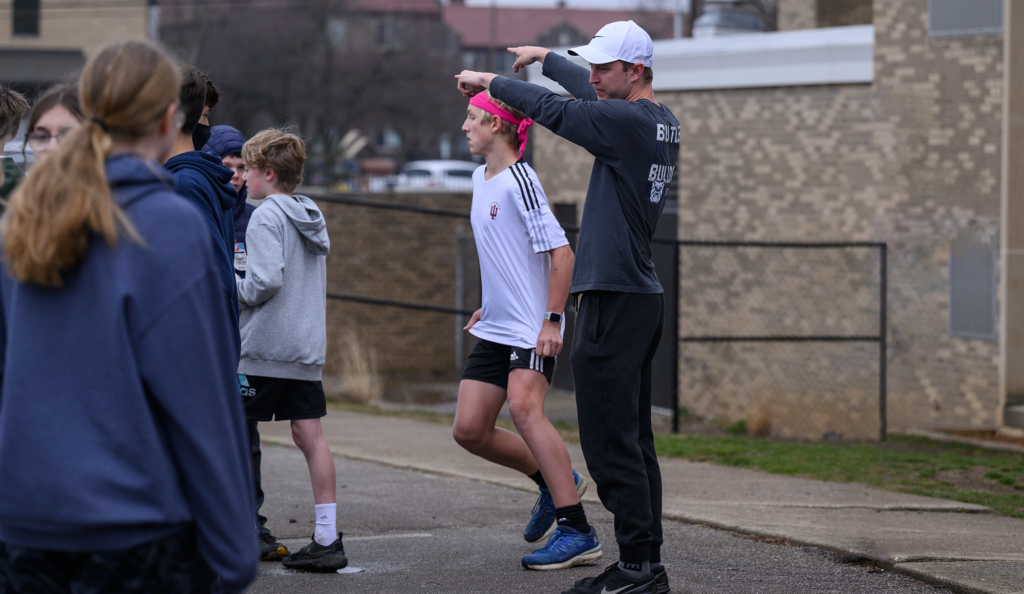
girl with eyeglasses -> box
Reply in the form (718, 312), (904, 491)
(22, 84), (84, 165)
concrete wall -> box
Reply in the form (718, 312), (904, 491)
(0, 0), (148, 55)
(530, 0), (1006, 437)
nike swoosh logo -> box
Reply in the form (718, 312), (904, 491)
(600, 586), (631, 594)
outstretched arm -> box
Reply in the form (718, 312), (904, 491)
(507, 46), (595, 101)
(456, 70), (496, 98)
(508, 45), (550, 73)
(454, 70), (625, 166)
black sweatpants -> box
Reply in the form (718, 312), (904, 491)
(246, 419), (269, 531)
(569, 290), (664, 564)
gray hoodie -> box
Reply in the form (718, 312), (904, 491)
(236, 193), (330, 381)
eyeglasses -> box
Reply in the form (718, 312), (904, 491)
(26, 130), (72, 148)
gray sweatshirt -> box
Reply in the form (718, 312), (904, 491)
(236, 193), (330, 381)
(490, 53), (681, 294)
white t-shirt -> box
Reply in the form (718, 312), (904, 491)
(468, 161), (570, 350)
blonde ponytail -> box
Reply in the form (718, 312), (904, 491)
(1, 40), (179, 287)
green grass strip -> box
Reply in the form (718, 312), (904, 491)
(654, 433), (1024, 519)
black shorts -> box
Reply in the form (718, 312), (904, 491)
(240, 374), (327, 422)
(461, 339), (555, 390)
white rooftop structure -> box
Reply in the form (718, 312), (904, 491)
(525, 25), (874, 93)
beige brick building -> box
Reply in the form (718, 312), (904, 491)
(526, 0), (1017, 438)
(0, 0), (148, 54)
(0, 0), (150, 89)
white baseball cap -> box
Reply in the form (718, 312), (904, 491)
(569, 20), (654, 68)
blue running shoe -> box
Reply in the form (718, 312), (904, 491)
(523, 470), (588, 543)
(523, 487), (555, 543)
(521, 525), (603, 570)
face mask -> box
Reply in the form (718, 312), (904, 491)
(192, 123), (211, 151)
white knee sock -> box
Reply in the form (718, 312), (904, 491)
(314, 503), (336, 546)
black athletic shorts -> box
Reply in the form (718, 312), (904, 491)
(461, 339), (555, 390)
(240, 374), (327, 422)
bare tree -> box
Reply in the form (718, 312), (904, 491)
(161, 0), (466, 184)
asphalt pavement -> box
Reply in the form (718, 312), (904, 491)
(247, 405), (1024, 593)
(247, 444), (955, 594)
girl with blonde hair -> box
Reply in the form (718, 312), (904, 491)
(0, 40), (257, 593)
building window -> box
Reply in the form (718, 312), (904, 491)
(327, 18), (347, 49)
(929, 0), (1002, 38)
(949, 229), (998, 341)
(13, 0), (40, 36)
(376, 17), (401, 49)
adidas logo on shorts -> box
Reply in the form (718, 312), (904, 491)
(510, 351), (519, 361)
(238, 374), (256, 398)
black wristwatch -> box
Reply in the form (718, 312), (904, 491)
(543, 312), (562, 324)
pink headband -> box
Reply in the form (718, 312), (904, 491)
(470, 93), (534, 160)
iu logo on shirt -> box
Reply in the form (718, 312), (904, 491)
(489, 202), (500, 219)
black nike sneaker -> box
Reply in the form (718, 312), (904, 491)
(562, 562), (656, 594)
(574, 563), (670, 593)
(281, 532), (348, 572)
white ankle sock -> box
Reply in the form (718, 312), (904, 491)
(314, 503), (336, 546)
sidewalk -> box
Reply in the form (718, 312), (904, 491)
(259, 409), (1024, 594)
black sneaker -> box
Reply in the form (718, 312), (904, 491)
(652, 565), (671, 594)
(282, 532), (348, 572)
(258, 530), (289, 561)
(574, 563), (670, 592)
(563, 562), (657, 594)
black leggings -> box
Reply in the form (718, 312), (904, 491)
(569, 290), (664, 564)
(0, 527), (219, 594)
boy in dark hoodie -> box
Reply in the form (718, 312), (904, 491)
(193, 77), (217, 154)
(236, 128), (344, 573)
(203, 124), (255, 277)
(202, 123), (277, 558)
(163, 66), (240, 356)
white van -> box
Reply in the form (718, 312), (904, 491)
(394, 160), (478, 192)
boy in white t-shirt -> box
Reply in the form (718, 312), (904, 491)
(452, 91), (601, 571)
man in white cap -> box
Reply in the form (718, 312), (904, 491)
(457, 19), (679, 594)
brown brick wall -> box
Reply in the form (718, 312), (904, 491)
(818, 0), (872, 28)
(531, 0), (1005, 436)
(777, 0), (817, 31)
(777, 0), (872, 31)
(872, 0), (1003, 430)
(315, 193), (480, 392)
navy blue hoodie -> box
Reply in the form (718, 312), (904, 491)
(0, 154), (258, 592)
(164, 151), (240, 351)
(201, 125), (256, 260)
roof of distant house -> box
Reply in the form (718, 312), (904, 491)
(443, 4), (662, 49)
(347, 0), (441, 15)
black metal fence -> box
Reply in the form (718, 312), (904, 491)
(317, 192), (888, 441)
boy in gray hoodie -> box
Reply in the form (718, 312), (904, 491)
(236, 129), (346, 572)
